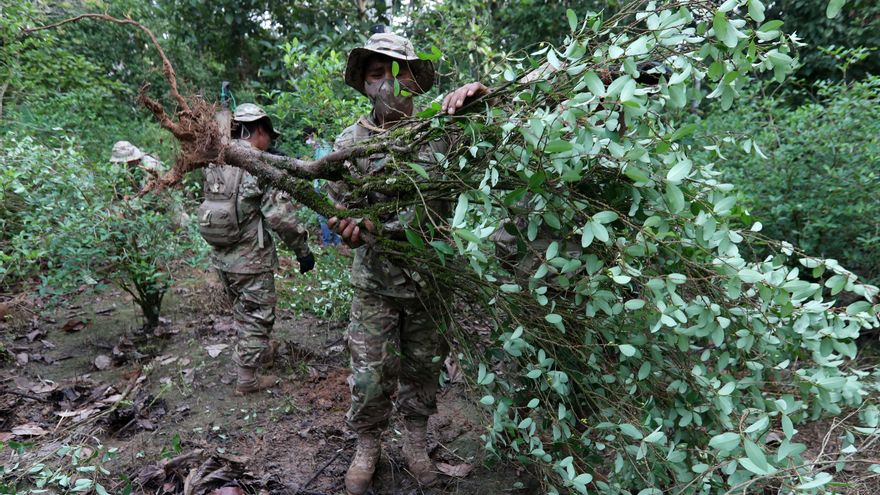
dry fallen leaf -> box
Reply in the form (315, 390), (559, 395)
(436, 462), (474, 478)
(445, 355), (464, 384)
(29, 380), (58, 394)
(56, 408), (100, 422)
(204, 344), (228, 358)
(94, 355), (112, 370)
(159, 355), (179, 366)
(61, 319), (86, 333)
(15, 353), (29, 366)
(123, 369), (144, 381)
(213, 320), (235, 334)
(0, 432), (13, 442)
(13, 376), (36, 391)
(12, 424), (48, 436)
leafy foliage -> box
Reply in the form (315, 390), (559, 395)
(695, 75), (880, 285)
(1, 441), (124, 495)
(0, 134), (207, 327)
(0, 1), (182, 163)
(156, 0), (375, 88)
(267, 40), (371, 155)
(765, 0), (880, 81)
(3, 0), (880, 492)
(277, 246), (354, 322)
(276, 2), (879, 492)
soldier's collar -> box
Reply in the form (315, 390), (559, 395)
(233, 138), (256, 149)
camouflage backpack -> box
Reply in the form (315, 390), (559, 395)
(198, 165), (256, 248)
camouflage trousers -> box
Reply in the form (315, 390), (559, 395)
(217, 270), (276, 368)
(346, 289), (450, 433)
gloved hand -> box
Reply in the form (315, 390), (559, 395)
(296, 253), (316, 274)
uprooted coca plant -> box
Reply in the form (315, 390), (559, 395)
(26, 1), (880, 493)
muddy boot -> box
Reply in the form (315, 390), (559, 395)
(259, 340), (281, 369)
(234, 366), (278, 395)
(345, 432), (381, 495)
(402, 417), (437, 486)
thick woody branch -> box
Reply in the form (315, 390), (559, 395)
(223, 140), (413, 181)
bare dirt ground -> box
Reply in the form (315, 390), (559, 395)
(0, 270), (538, 494)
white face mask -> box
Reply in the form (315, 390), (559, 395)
(365, 78), (413, 121)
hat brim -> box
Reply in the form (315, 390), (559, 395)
(233, 116), (280, 140)
(110, 149), (145, 163)
(345, 47), (435, 96)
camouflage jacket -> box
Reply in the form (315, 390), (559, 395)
(209, 140), (310, 274)
(329, 114), (447, 298)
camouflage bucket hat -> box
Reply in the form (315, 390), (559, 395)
(110, 141), (145, 163)
(233, 103), (280, 139)
(345, 32), (435, 96)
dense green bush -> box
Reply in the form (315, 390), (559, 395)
(267, 39), (372, 155)
(258, 3), (878, 492)
(765, 0), (880, 82)
(4, 0), (880, 492)
(0, 2), (171, 164)
(694, 76), (880, 285)
(0, 134), (208, 327)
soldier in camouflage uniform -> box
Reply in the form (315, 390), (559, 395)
(198, 103), (315, 395)
(327, 32), (489, 494)
(109, 141), (190, 228)
(109, 141), (165, 191)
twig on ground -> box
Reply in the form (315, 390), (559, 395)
(293, 441), (352, 495)
(2, 389), (50, 402)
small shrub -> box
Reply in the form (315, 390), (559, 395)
(0, 133), (207, 328)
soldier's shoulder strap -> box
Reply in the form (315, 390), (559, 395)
(203, 164), (245, 200)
